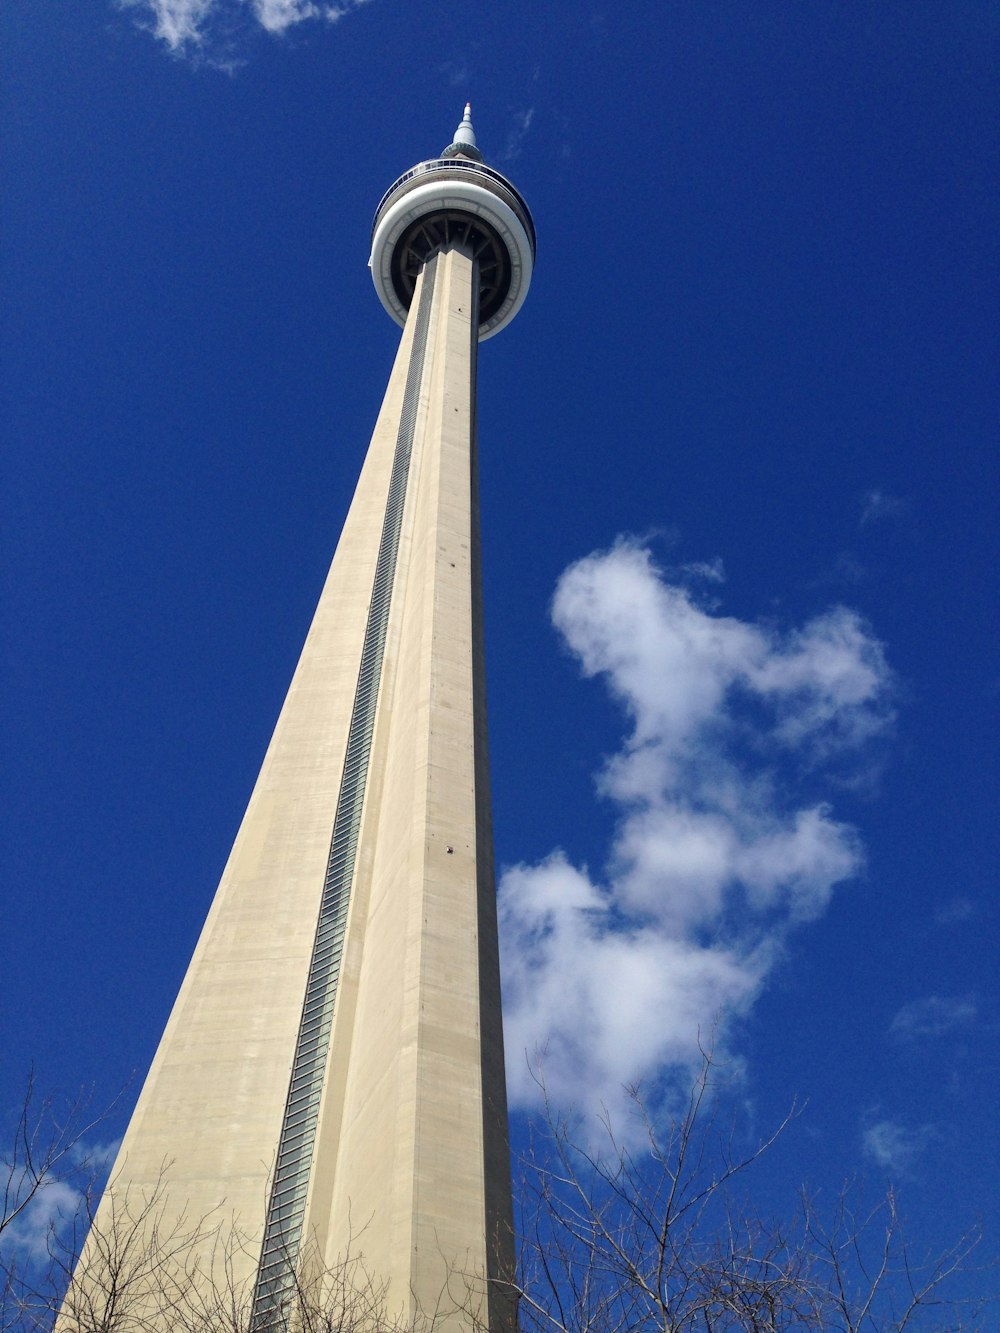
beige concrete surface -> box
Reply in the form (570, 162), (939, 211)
(306, 246), (513, 1330)
(63, 245), (513, 1332)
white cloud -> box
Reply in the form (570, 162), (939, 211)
(119, 0), (372, 56)
(0, 1137), (120, 1263)
(861, 1116), (932, 1173)
(119, 0), (215, 49)
(890, 995), (977, 1041)
(500, 539), (894, 1133)
(251, 0), (318, 33)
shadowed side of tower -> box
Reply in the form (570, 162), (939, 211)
(60, 108), (533, 1333)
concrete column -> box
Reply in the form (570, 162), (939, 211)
(64, 244), (512, 1333)
(305, 243), (512, 1330)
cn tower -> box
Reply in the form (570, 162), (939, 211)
(67, 106), (534, 1332)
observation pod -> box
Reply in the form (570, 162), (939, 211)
(370, 104), (536, 340)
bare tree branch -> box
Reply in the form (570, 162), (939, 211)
(1, 1061), (993, 1333)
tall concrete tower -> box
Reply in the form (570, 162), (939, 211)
(68, 107), (534, 1332)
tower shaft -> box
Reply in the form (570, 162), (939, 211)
(67, 243), (512, 1331)
(301, 242), (512, 1323)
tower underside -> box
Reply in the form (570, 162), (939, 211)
(65, 243), (513, 1332)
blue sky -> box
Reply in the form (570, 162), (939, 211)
(4, 0), (997, 1273)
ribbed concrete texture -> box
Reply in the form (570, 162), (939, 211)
(63, 243), (513, 1332)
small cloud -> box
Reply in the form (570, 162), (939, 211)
(677, 557), (726, 584)
(0, 1175), (86, 1263)
(860, 489), (907, 527)
(118, 0), (214, 50)
(890, 995), (977, 1041)
(861, 1115), (933, 1174)
(118, 0), (373, 60)
(0, 1135), (120, 1264)
(935, 895), (977, 925)
(252, 0), (319, 33)
(498, 107), (535, 163)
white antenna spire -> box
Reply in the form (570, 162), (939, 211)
(453, 102), (477, 151)
(440, 101), (484, 163)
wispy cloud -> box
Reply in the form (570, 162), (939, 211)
(500, 539), (894, 1133)
(860, 489), (908, 527)
(118, 0), (373, 60)
(861, 1115), (933, 1174)
(890, 995), (977, 1041)
(677, 556), (726, 584)
(499, 108), (536, 163)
